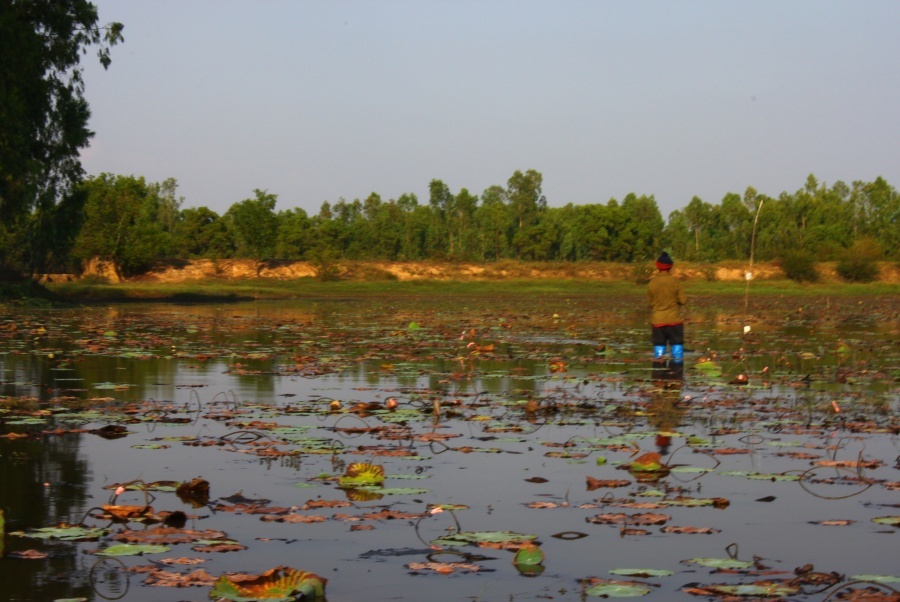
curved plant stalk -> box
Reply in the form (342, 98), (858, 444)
(822, 579), (900, 601)
(89, 556), (130, 601)
(414, 508), (462, 548)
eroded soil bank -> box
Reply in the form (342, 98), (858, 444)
(54, 258), (900, 284)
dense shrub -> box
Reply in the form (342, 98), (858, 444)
(836, 238), (881, 282)
(631, 263), (654, 285)
(309, 249), (342, 282)
(780, 250), (818, 282)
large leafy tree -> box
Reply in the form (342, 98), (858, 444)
(0, 1), (123, 275)
(73, 174), (178, 278)
(474, 184), (509, 260)
(173, 206), (233, 259)
(224, 189), (279, 271)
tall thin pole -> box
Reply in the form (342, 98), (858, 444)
(744, 200), (764, 322)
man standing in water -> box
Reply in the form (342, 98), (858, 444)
(647, 251), (686, 363)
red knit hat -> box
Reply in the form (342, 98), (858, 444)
(655, 252), (673, 271)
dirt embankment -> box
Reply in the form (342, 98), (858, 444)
(35, 258), (880, 284)
(38, 257), (897, 285)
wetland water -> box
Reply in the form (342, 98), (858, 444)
(0, 294), (898, 601)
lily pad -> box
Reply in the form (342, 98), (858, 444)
(11, 524), (108, 542)
(609, 568), (674, 578)
(850, 574), (900, 583)
(872, 516), (900, 526)
(95, 543), (171, 556)
(684, 557), (754, 570)
(338, 462), (385, 487)
(513, 542), (544, 566)
(209, 565), (326, 601)
(432, 530), (538, 549)
(691, 581), (800, 596)
(585, 579), (653, 597)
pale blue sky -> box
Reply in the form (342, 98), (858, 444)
(80, 1), (899, 218)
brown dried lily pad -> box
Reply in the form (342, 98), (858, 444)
(406, 561), (482, 574)
(661, 525), (721, 534)
(587, 512), (671, 526)
(112, 526), (226, 545)
(586, 477), (631, 490)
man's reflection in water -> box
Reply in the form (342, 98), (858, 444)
(648, 359), (685, 455)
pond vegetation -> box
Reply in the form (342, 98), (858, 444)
(1, 293), (898, 601)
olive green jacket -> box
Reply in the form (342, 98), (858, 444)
(647, 270), (686, 326)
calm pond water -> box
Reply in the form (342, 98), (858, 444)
(1, 294), (898, 601)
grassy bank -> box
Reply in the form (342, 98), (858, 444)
(41, 275), (900, 303)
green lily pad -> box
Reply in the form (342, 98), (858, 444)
(610, 568), (674, 578)
(95, 543), (171, 556)
(872, 516), (900, 526)
(669, 466), (713, 474)
(685, 557), (754, 570)
(850, 574), (900, 583)
(693, 361), (722, 377)
(513, 542), (544, 566)
(718, 471), (800, 481)
(585, 580), (653, 597)
(701, 582), (800, 596)
(338, 462), (385, 487)
(11, 525), (108, 541)
(433, 530), (538, 548)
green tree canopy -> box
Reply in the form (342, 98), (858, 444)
(224, 189), (279, 270)
(0, 0), (123, 274)
(73, 174), (178, 277)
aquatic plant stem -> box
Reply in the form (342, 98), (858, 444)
(744, 200), (764, 326)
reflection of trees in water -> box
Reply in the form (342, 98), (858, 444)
(0, 434), (92, 600)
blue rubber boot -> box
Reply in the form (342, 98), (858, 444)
(654, 345), (666, 359)
(671, 344), (684, 362)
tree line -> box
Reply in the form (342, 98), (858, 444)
(9, 169), (896, 279)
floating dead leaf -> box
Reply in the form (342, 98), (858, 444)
(102, 504), (154, 521)
(192, 539), (247, 553)
(682, 579), (800, 597)
(586, 513), (670, 526)
(810, 519), (855, 526)
(361, 509), (424, 521)
(157, 557), (207, 565)
(816, 459), (884, 469)
(140, 567), (217, 587)
(112, 526), (226, 545)
(303, 499), (352, 509)
(406, 561), (482, 574)
(620, 528), (650, 536)
(259, 514), (328, 524)
(586, 477), (631, 490)
(661, 525), (721, 534)
(526, 501), (567, 509)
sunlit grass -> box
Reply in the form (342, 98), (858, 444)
(45, 275), (899, 302)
